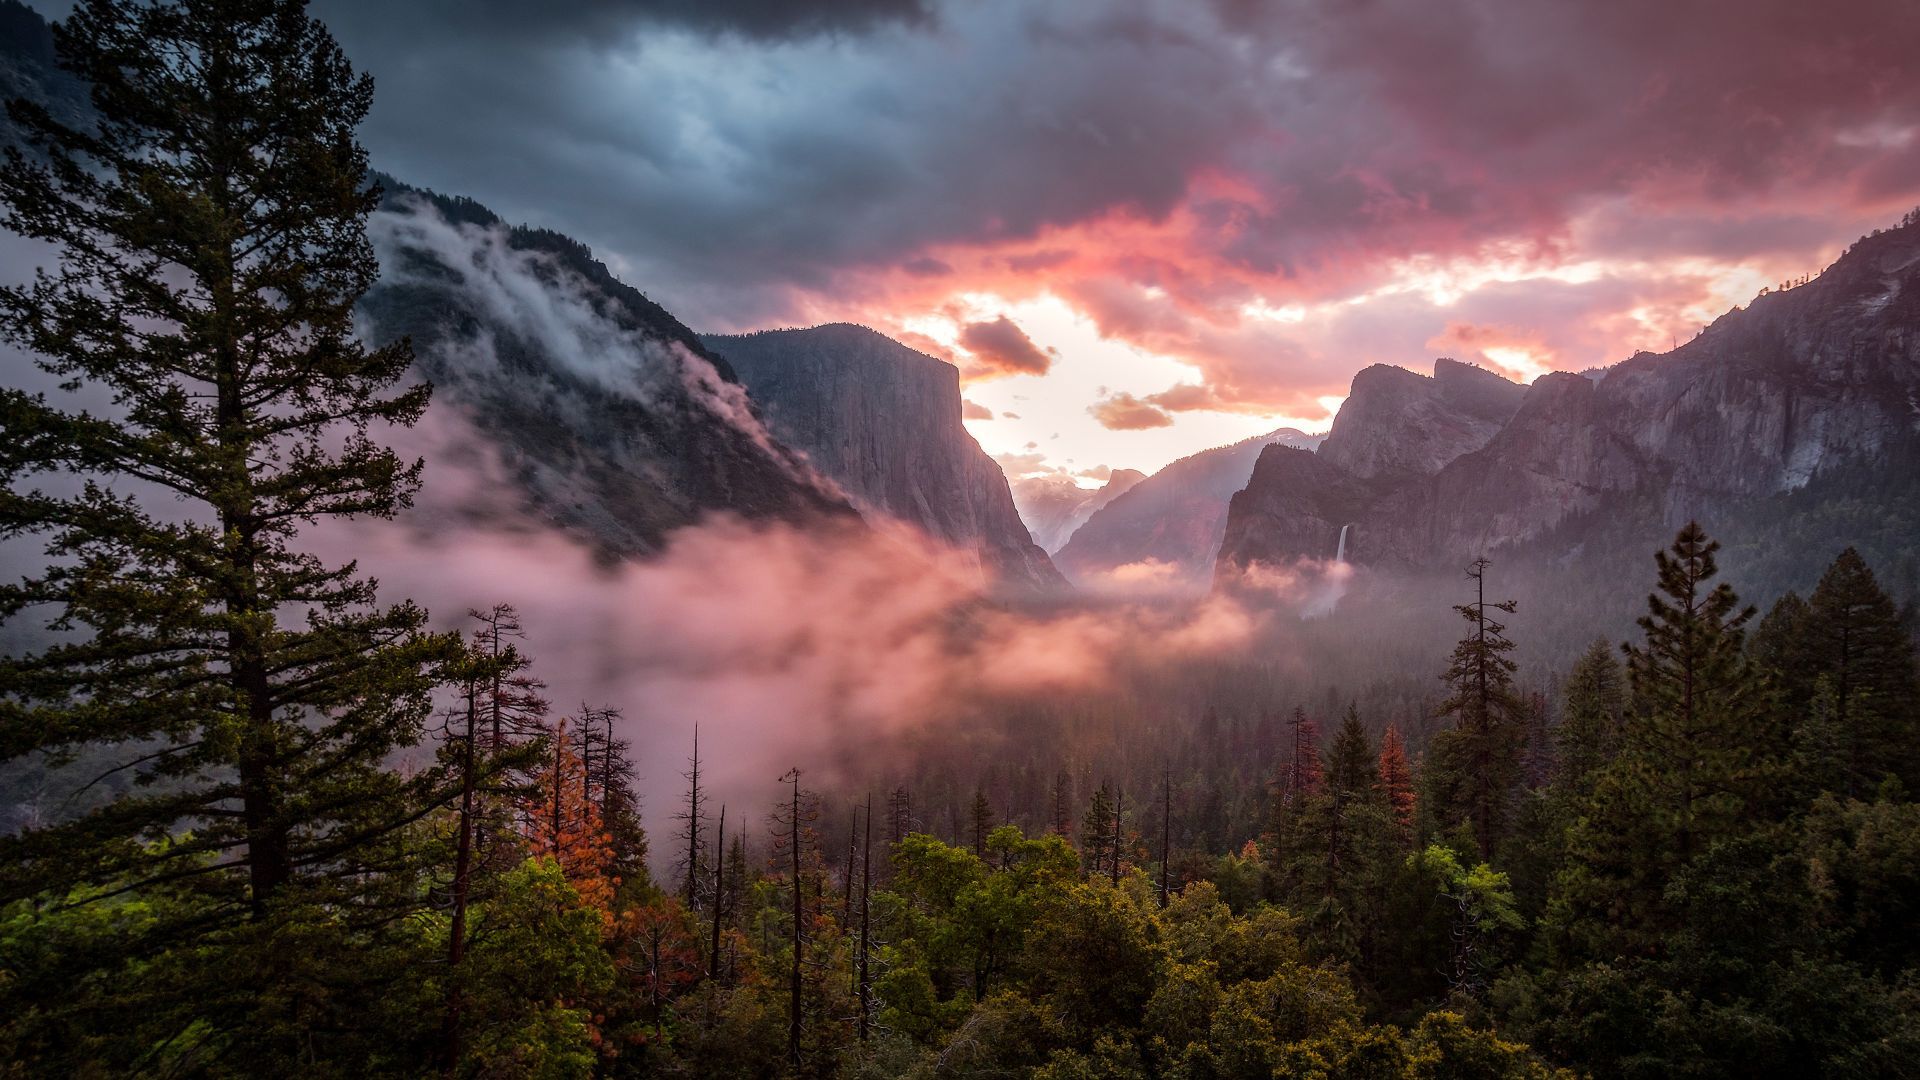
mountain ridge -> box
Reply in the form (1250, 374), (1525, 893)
(704, 323), (1068, 594)
(1217, 213), (1920, 588)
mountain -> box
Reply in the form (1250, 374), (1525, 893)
(1054, 428), (1322, 591)
(0, 6), (852, 557)
(1012, 469), (1147, 553)
(1316, 358), (1526, 481)
(1218, 215), (1920, 610)
(0, 1), (88, 150)
(359, 183), (854, 555)
(703, 324), (1067, 594)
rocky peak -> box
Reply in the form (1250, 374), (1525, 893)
(1217, 212), (1920, 580)
(1317, 359), (1525, 480)
(357, 185), (852, 555)
(1054, 428), (1322, 591)
(1013, 468), (1147, 553)
(705, 324), (1067, 595)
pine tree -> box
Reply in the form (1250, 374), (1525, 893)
(1050, 769), (1073, 835)
(772, 767), (816, 1070)
(1376, 725), (1417, 842)
(1552, 524), (1772, 956)
(1805, 548), (1920, 792)
(1750, 590), (1814, 708)
(1620, 522), (1765, 864)
(438, 608), (547, 1070)
(675, 726), (706, 910)
(0, 0), (458, 920)
(1426, 558), (1528, 859)
(468, 605), (548, 759)
(1281, 706), (1325, 804)
(856, 792), (874, 1042)
(1557, 639), (1625, 795)
(1158, 770), (1173, 908)
(1274, 705), (1392, 961)
(887, 785), (912, 845)
(1327, 704), (1374, 796)
(969, 787), (995, 858)
(580, 705), (646, 885)
(1079, 782), (1116, 878)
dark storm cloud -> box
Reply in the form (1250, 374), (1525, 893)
(281, 0), (1920, 367)
(314, 0), (929, 46)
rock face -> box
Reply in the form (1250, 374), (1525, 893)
(1317, 359), (1526, 481)
(1055, 429), (1322, 590)
(359, 182), (853, 555)
(1218, 220), (1920, 577)
(704, 324), (1067, 594)
(1012, 469), (1147, 553)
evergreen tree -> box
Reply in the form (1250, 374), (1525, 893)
(969, 787), (995, 858)
(1376, 724), (1417, 842)
(1619, 522), (1766, 864)
(1425, 559), (1527, 858)
(0, 0), (457, 921)
(581, 706), (646, 886)
(675, 726), (706, 910)
(1793, 677), (1849, 800)
(1556, 640), (1624, 796)
(1274, 706), (1395, 962)
(1079, 782), (1116, 878)
(438, 609), (548, 1070)
(1050, 769), (1073, 835)
(1281, 706), (1325, 803)
(1805, 547), (1920, 792)
(1552, 523), (1772, 956)
(1326, 704), (1374, 796)
(887, 785), (912, 845)
(1750, 590), (1813, 708)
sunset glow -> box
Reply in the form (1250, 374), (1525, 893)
(261, 0), (1920, 481)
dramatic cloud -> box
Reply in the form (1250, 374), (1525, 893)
(960, 398), (994, 420)
(1088, 391), (1174, 431)
(170, 0), (1920, 471)
(957, 314), (1054, 379)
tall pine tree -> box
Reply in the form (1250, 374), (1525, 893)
(1425, 558), (1527, 859)
(0, 0), (456, 919)
(1552, 523), (1771, 956)
(1805, 547), (1919, 792)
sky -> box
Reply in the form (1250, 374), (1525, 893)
(31, 0), (1920, 480)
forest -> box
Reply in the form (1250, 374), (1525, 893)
(2, 2), (1919, 1078)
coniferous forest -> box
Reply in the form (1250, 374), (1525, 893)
(3, 2), (1920, 1078)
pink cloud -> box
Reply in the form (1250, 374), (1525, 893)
(1087, 391), (1174, 430)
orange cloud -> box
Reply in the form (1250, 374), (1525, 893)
(1088, 392), (1174, 430)
(1425, 322), (1558, 381)
(958, 314), (1053, 378)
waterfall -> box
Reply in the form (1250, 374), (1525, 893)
(1335, 523), (1350, 563)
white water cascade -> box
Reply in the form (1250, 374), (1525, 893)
(1335, 523), (1351, 563)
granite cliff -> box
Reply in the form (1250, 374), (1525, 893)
(705, 324), (1067, 594)
(1218, 218), (1920, 581)
(1012, 469), (1148, 553)
(1055, 428), (1322, 590)
(359, 184), (853, 555)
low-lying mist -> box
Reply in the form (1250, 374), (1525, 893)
(324, 408), (1363, 854)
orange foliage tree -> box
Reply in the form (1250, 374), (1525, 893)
(1376, 724), (1417, 841)
(523, 716), (617, 911)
